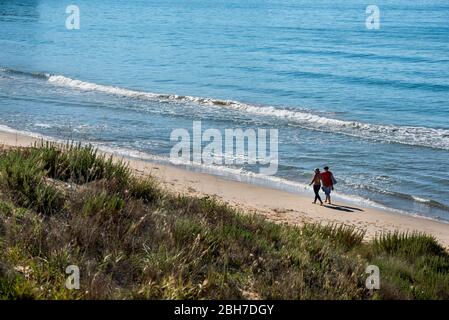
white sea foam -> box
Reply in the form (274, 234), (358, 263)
(46, 74), (449, 150)
(412, 196), (431, 203)
(0, 124), (53, 141)
(34, 123), (53, 129)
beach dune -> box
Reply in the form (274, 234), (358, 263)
(1, 129), (448, 248)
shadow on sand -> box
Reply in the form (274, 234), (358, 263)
(323, 204), (364, 212)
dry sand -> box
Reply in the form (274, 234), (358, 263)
(1, 129), (448, 248)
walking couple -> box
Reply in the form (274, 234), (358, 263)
(309, 166), (337, 205)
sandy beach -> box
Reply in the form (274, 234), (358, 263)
(1, 129), (448, 248)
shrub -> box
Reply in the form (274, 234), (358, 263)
(32, 142), (131, 186)
(373, 231), (447, 258)
(0, 150), (62, 215)
(127, 177), (161, 204)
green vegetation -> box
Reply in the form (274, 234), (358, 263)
(0, 143), (448, 299)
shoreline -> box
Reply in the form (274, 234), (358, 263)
(1, 128), (448, 248)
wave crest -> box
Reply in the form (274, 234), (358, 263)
(2, 68), (449, 151)
(46, 74), (449, 150)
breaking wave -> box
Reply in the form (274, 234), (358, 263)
(2, 68), (449, 150)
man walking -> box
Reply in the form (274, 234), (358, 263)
(321, 166), (336, 205)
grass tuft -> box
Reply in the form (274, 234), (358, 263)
(302, 223), (366, 250)
(32, 141), (131, 186)
(373, 231), (447, 258)
(0, 149), (62, 215)
(127, 177), (162, 204)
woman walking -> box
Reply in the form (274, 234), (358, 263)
(309, 168), (323, 205)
